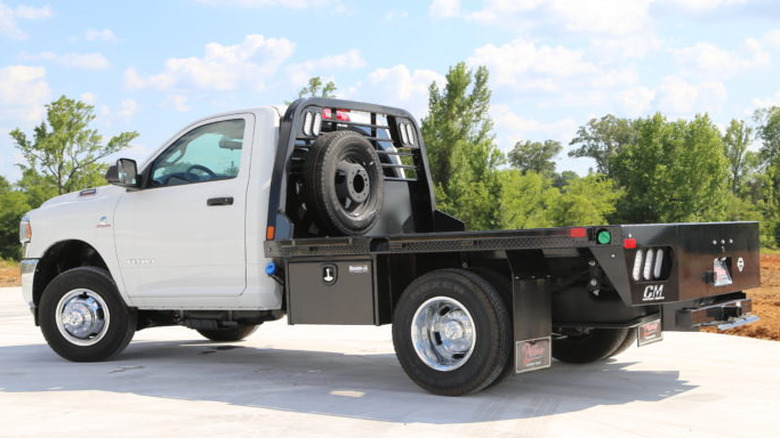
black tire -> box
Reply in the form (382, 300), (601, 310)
(197, 324), (259, 342)
(304, 131), (384, 236)
(39, 267), (136, 362)
(552, 328), (629, 364)
(608, 327), (637, 358)
(392, 269), (512, 396)
(468, 268), (515, 387)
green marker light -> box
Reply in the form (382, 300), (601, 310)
(597, 230), (612, 244)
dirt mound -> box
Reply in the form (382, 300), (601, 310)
(0, 260), (19, 287)
(718, 253), (780, 341)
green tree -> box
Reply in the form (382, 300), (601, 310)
(421, 62), (503, 230)
(499, 170), (557, 230)
(547, 174), (622, 226)
(610, 113), (729, 224)
(753, 106), (780, 246)
(0, 176), (31, 259)
(507, 139), (562, 176)
(10, 96), (139, 197)
(568, 114), (637, 176)
(722, 119), (756, 195)
(553, 170), (580, 189)
(15, 168), (57, 209)
(298, 76), (337, 98)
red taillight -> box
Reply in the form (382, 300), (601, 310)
(623, 238), (637, 249)
(322, 108), (350, 121)
(570, 227), (587, 238)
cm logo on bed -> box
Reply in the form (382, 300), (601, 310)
(643, 284), (665, 301)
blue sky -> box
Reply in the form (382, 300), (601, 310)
(2, 0), (780, 181)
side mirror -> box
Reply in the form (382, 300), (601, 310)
(106, 158), (140, 188)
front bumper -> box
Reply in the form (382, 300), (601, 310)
(20, 259), (38, 314)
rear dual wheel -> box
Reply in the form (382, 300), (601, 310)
(552, 327), (636, 364)
(197, 324), (259, 342)
(392, 269), (512, 396)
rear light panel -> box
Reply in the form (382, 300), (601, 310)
(631, 246), (672, 281)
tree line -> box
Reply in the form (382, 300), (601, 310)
(422, 63), (779, 247)
(1, 69), (779, 259)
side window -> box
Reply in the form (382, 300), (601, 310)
(150, 119), (246, 187)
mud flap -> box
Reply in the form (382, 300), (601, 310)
(637, 319), (663, 346)
(510, 275), (552, 374)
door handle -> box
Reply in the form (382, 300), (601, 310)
(207, 197), (234, 206)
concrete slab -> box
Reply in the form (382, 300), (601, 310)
(1, 286), (778, 437)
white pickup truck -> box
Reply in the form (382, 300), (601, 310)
(19, 98), (760, 395)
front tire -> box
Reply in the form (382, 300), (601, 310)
(392, 269), (512, 396)
(39, 267), (136, 362)
(197, 324), (259, 342)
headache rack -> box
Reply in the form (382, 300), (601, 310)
(266, 98), (440, 240)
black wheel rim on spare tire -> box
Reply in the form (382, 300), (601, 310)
(304, 131), (384, 236)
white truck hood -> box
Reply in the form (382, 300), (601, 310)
(39, 185), (126, 209)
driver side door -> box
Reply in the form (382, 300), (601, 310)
(114, 114), (254, 301)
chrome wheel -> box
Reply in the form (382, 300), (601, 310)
(55, 288), (110, 346)
(411, 296), (476, 371)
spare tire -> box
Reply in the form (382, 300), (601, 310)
(304, 131), (384, 236)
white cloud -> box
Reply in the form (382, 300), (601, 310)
(118, 99), (138, 120)
(661, 0), (754, 13)
(384, 9), (409, 21)
(617, 86), (656, 117)
(347, 65), (444, 119)
(468, 39), (599, 89)
(20, 52), (111, 70)
(429, 0), (460, 19)
(751, 90), (780, 109)
(491, 103), (578, 150)
(656, 76), (727, 115)
(0, 65), (50, 122)
(468, 0), (651, 35)
(467, 0), (543, 24)
(590, 68), (639, 89)
(286, 49), (366, 89)
(128, 34), (295, 92)
(85, 28), (117, 42)
(162, 94), (191, 112)
(765, 29), (780, 49)
(589, 34), (662, 60)
(548, 0), (653, 35)
(80, 92), (97, 104)
(0, 2), (53, 40)
(194, 0), (339, 9)
(674, 39), (770, 80)
(123, 68), (145, 90)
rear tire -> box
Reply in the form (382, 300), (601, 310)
(197, 324), (259, 342)
(392, 269), (512, 396)
(552, 328), (628, 364)
(608, 327), (637, 358)
(39, 267), (136, 362)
